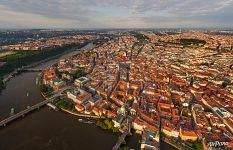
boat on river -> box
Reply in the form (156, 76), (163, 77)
(78, 118), (94, 124)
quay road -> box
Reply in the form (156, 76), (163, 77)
(0, 86), (71, 127)
(20, 68), (44, 72)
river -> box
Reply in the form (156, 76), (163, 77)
(0, 43), (175, 150)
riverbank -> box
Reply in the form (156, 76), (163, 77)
(0, 42), (89, 84)
(161, 134), (202, 150)
(24, 42), (89, 69)
(0, 42), (122, 150)
(0, 107), (119, 150)
(161, 138), (180, 150)
(96, 118), (120, 133)
(0, 43), (95, 119)
(60, 107), (100, 119)
(0, 79), (5, 93)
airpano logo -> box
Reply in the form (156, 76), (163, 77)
(208, 141), (228, 147)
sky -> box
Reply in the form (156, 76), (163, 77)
(0, 0), (233, 29)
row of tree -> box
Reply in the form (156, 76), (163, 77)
(0, 43), (87, 77)
(179, 38), (206, 45)
(96, 118), (119, 133)
(38, 84), (53, 97)
(0, 78), (5, 92)
(129, 31), (149, 41)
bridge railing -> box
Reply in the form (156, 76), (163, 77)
(0, 96), (56, 127)
(0, 87), (69, 127)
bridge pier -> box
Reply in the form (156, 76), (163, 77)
(122, 140), (126, 145)
(112, 131), (129, 150)
(0, 92), (61, 128)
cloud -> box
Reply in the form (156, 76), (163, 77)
(0, 0), (97, 21)
(0, 0), (232, 28)
(130, 0), (233, 15)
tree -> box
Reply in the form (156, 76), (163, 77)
(0, 78), (5, 92)
(118, 146), (130, 150)
(179, 38), (206, 45)
(221, 81), (228, 88)
(195, 143), (204, 150)
(72, 69), (87, 80)
(39, 84), (52, 96)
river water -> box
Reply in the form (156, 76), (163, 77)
(0, 43), (175, 150)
